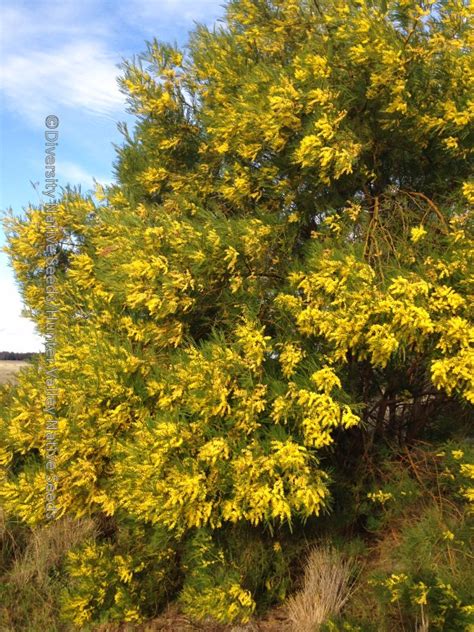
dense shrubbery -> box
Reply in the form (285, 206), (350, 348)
(329, 441), (474, 630)
(1, 0), (472, 629)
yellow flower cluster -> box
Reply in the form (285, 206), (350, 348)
(275, 230), (473, 403)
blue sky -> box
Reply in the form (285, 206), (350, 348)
(0, 0), (224, 352)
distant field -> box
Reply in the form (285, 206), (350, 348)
(0, 361), (29, 385)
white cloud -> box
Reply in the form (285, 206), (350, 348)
(126, 0), (224, 24)
(0, 269), (43, 353)
(0, 0), (224, 125)
(0, 3), (106, 49)
(0, 0), (223, 354)
(1, 40), (125, 123)
(58, 161), (113, 191)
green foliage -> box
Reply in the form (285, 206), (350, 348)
(331, 441), (474, 631)
(322, 619), (369, 632)
(222, 525), (294, 607)
(372, 573), (473, 631)
(59, 523), (179, 627)
(178, 529), (256, 624)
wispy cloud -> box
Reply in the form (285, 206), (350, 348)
(124, 0), (225, 27)
(0, 3), (104, 51)
(0, 0), (224, 126)
(0, 0), (224, 352)
(1, 1), (123, 125)
(58, 161), (113, 191)
(1, 41), (125, 123)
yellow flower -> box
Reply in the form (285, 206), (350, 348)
(279, 343), (305, 378)
(224, 246), (239, 272)
(310, 367), (341, 393)
(443, 136), (459, 151)
(410, 225), (427, 243)
(412, 581), (429, 605)
(460, 463), (474, 477)
(368, 490), (393, 504)
(462, 182), (474, 204)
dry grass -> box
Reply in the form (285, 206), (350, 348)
(0, 360), (28, 385)
(1, 512), (97, 631)
(286, 545), (357, 632)
(0, 506), (6, 541)
(8, 515), (96, 587)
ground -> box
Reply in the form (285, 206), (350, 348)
(95, 606), (291, 632)
(0, 361), (29, 385)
